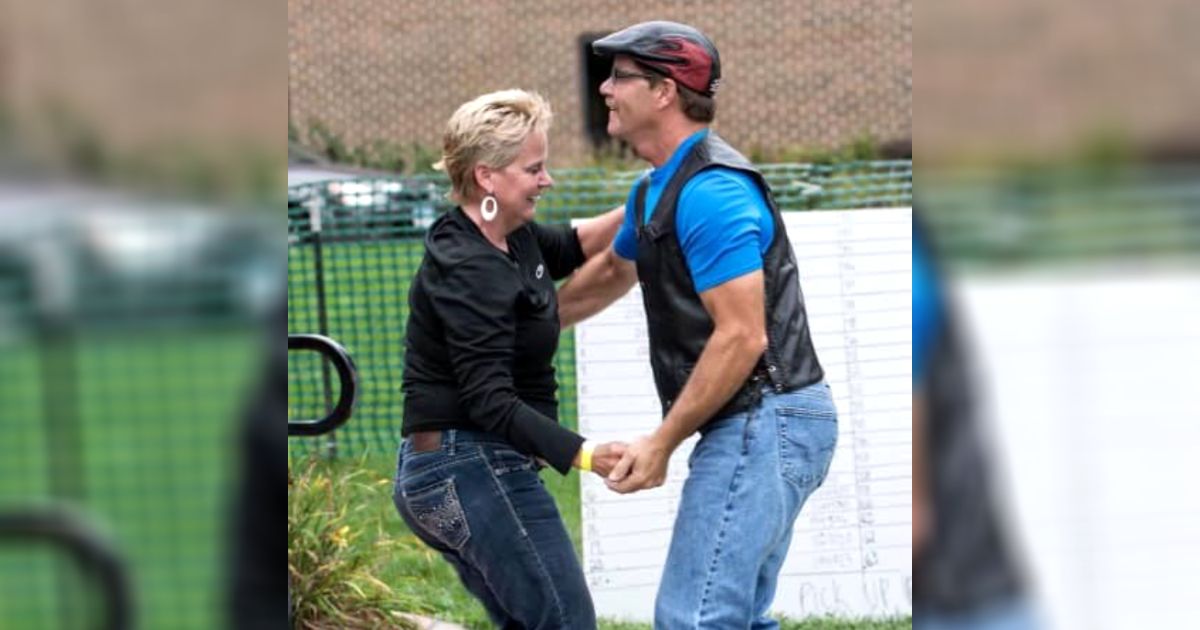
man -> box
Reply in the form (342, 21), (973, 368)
(912, 213), (1036, 630)
(558, 20), (838, 628)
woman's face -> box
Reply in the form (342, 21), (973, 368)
(489, 130), (554, 227)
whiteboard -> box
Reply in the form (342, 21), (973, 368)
(958, 270), (1200, 630)
(575, 208), (913, 620)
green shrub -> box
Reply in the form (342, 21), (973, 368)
(288, 456), (420, 629)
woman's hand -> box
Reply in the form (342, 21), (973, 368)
(589, 441), (629, 478)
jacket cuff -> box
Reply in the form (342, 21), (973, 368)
(510, 405), (585, 474)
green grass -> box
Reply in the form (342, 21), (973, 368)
(289, 452), (490, 627)
(289, 452), (910, 630)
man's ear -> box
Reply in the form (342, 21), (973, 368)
(654, 78), (679, 112)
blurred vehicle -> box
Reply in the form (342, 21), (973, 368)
(287, 142), (449, 243)
(0, 183), (279, 338)
(287, 142), (383, 187)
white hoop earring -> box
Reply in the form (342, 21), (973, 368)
(481, 194), (498, 222)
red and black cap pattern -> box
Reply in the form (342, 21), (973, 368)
(593, 21), (722, 97)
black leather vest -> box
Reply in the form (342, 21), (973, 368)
(633, 132), (824, 420)
(913, 213), (1023, 612)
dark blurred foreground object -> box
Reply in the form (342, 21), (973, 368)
(230, 312), (358, 629)
(229, 305), (287, 630)
(913, 212), (1034, 628)
(0, 505), (132, 630)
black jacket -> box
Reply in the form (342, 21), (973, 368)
(401, 208), (586, 473)
(633, 132), (824, 420)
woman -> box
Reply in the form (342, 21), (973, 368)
(392, 89), (624, 629)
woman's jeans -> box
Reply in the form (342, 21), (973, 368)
(655, 381), (839, 629)
(393, 429), (595, 629)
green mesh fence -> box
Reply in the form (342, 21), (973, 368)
(1, 194), (278, 629)
(0, 545), (99, 629)
(286, 161), (914, 457)
(920, 165), (1200, 266)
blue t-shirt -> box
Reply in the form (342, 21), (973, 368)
(912, 228), (942, 382)
(613, 130), (775, 293)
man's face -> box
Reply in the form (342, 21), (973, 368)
(598, 55), (660, 141)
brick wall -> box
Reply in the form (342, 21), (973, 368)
(914, 0), (1200, 161)
(6, 0), (281, 153)
(288, 0), (913, 165)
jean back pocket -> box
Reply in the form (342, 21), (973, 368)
(777, 399), (838, 490)
(403, 477), (471, 551)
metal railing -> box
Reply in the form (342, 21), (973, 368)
(0, 506), (132, 630)
(287, 334), (358, 437)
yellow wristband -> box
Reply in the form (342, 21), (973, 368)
(579, 441), (595, 472)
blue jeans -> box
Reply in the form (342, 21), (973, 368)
(392, 429), (595, 629)
(655, 381), (838, 629)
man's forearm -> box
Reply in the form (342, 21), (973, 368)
(913, 393), (931, 552)
(653, 327), (766, 450)
(914, 394), (927, 501)
(575, 206), (625, 259)
(558, 248), (637, 329)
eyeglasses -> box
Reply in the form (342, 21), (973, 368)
(609, 67), (660, 83)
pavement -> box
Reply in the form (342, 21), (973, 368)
(395, 613), (470, 630)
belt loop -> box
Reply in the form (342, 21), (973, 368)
(446, 429), (456, 455)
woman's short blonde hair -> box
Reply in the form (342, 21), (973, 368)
(434, 89), (553, 203)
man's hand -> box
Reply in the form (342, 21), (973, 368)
(590, 441), (628, 478)
(604, 434), (673, 494)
